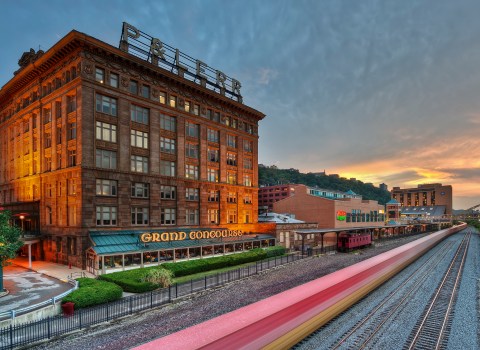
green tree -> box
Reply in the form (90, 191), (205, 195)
(0, 211), (24, 291)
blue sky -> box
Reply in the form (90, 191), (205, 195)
(1, 0), (480, 209)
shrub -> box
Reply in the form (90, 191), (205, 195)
(141, 268), (174, 287)
(98, 245), (287, 292)
(98, 268), (159, 293)
(62, 278), (122, 309)
(264, 246), (286, 257)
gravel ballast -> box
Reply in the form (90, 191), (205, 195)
(30, 232), (462, 350)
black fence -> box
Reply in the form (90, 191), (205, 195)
(0, 254), (305, 350)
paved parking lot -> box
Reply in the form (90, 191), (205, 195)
(0, 265), (72, 313)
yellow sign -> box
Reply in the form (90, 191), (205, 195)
(140, 229), (244, 243)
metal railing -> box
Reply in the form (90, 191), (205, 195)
(0, 254), (304, 350)
(0, 279), (78, 321)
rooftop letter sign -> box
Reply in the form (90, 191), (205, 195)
(120, 22), (243, 103)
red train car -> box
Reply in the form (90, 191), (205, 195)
(337, 232), (372, 252)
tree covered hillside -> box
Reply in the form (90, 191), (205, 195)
(258, 165), (391, 205)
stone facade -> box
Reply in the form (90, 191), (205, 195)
(0, 30), (266, 269)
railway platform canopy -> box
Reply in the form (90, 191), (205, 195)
(293, 222), (445, 254)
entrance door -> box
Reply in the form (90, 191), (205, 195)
(86, 252), (97, 275)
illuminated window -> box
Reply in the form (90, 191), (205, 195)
(185, 164), (199, 180)
(44, 132), (52, 148)
(95, 67), (105, 83)
(207, 168), (219, 182)
(68, 149), (76, 167)
(169, 95), (177, 108)
(243, 174), (252, 187)
(227, 192), (237, 203)
(227, 210), (237, 224)
(227, 171), (237, 185)
(67, 237), (77, 254)
(244, 194), (252, 204)
(131, 130), (149, 149)
(130, 155), (148, 173)
(96, 121), (117, 142)
(67, 206), (77, 226)
(67, 179), (76, 195)
(184, 100), (190, 112)
(227, 152), (237, 166)
(45, 155), (52, 171)
(208, 148), (219, 162)
(43, 108), (51, 124)
(208, 190), (220, 202)
(208, 209), (219, 224)
(244, 210), (252, 224)
(159, 91), (166, 104)
(96, 179), (117, 196)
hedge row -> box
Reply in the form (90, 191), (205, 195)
(62, 278), (123, 309)
(98, 267), (159, 293)
(99, 246), (286, 293)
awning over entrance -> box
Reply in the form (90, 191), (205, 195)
(86, 229), (277, 276)
(89, 230), (276, 255)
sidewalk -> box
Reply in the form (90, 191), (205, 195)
(12, 257), (95, 282)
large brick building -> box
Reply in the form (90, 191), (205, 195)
(0, 24), (272, 274)
(272, 184), (385, 229)
(391, 183), (453, 217)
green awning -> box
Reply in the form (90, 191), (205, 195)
(89, 230), (275, 255)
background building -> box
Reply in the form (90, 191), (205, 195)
(258, 184), (361, 211)
(391, 183), (453, 218)
(0, 25), (270, 273)
(272, 184), (385, 229)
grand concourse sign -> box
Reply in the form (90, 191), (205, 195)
(120, 22), (243, 103)
(140, 228), (245, 243)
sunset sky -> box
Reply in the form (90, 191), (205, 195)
(1, 0), (479, 209)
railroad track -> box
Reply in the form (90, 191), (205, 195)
(327, 239), (456, 349)
(404, 231), (471, 350)
(296, 231), (471, 350)
(294, 239), (455, 349)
